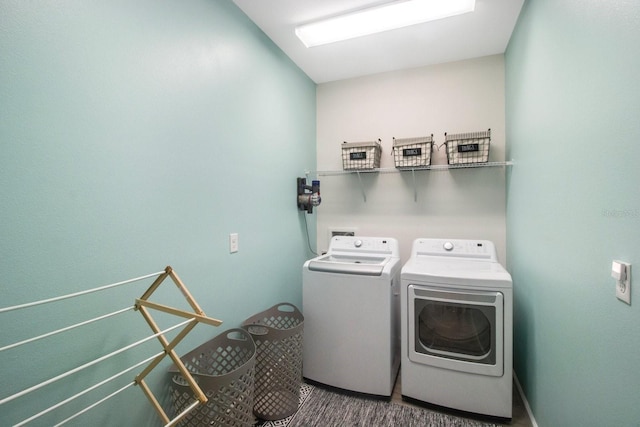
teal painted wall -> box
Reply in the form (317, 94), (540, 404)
(0, 1), (316, 425)
(506, 1), (640, 426)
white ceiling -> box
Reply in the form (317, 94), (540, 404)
(232, 0), (525, 84)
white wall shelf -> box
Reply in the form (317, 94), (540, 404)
(317, 160), (513, 176)
(315, 160), (513, 202)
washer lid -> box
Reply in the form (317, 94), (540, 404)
(307, 259), (384, 276)
(307, 254), (388, 276)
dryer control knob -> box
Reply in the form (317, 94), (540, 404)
(354, 239), (363, 248)
(443, 241), (454, 251)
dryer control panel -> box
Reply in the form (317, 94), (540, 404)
(413, 238), (497, 261)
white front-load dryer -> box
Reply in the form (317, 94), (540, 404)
(401, 238), (513, 419)
(303, 236), (401, 396)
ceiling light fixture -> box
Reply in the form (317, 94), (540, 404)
(295, 0), (476, 48)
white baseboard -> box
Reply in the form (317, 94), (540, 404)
(513, 371), (539, 427)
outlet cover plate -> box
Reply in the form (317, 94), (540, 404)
(615, 262), (631, 305)
(229, 233), (239, 253)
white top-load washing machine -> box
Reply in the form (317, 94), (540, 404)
(303, 236), (401, 396)
(401, 238), (513, 419)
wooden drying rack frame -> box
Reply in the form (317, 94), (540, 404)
(134, 266), (222, 425)
(0, 265), (221, 426)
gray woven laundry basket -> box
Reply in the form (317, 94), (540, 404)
(242, 303), (304, 421)
(168, 328), (256, 427)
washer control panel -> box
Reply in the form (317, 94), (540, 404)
(413, 238), (497, 261)
(328, 236), (400, 256)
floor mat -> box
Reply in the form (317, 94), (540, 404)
(257, 383), (499, 427)
(256, 383), (314, 427)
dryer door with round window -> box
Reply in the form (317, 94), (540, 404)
(408, 285), (504, 377)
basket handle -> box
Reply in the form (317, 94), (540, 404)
(246, 325), (269, 336)
(226, 328), (251, 342)
(275, 302), (302, 317)
(241, 302), (303, 332)
(171, 373), (196, 386)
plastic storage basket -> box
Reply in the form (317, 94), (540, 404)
(445, 129), (491, 165)
(341, 139), (382, 170)
(392, 135), (434, 169)
(242, 303), (304, 421)
(168, 328), (256, 427)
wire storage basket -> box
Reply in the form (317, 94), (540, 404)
(392, 135), (434, 169)
(168, 328), (256, 427)
(445, 129), (491, 165)
(341, 139), (382, 170)
(242, 303), (304, 421)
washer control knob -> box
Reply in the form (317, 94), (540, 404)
(354, 239), (363, 248)
(443, 241), (454, 251)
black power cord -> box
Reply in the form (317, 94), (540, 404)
(302, 212), (319, 256)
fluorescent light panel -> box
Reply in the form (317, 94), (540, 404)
(295, 0), (476, 47)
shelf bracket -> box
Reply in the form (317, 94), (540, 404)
(411, 168), (417, 202)
(356, 171), (367, 202)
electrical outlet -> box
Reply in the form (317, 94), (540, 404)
(613, 261), (631, 305)
(229, 233), (239, 253)
(328, 228), (357, 242)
